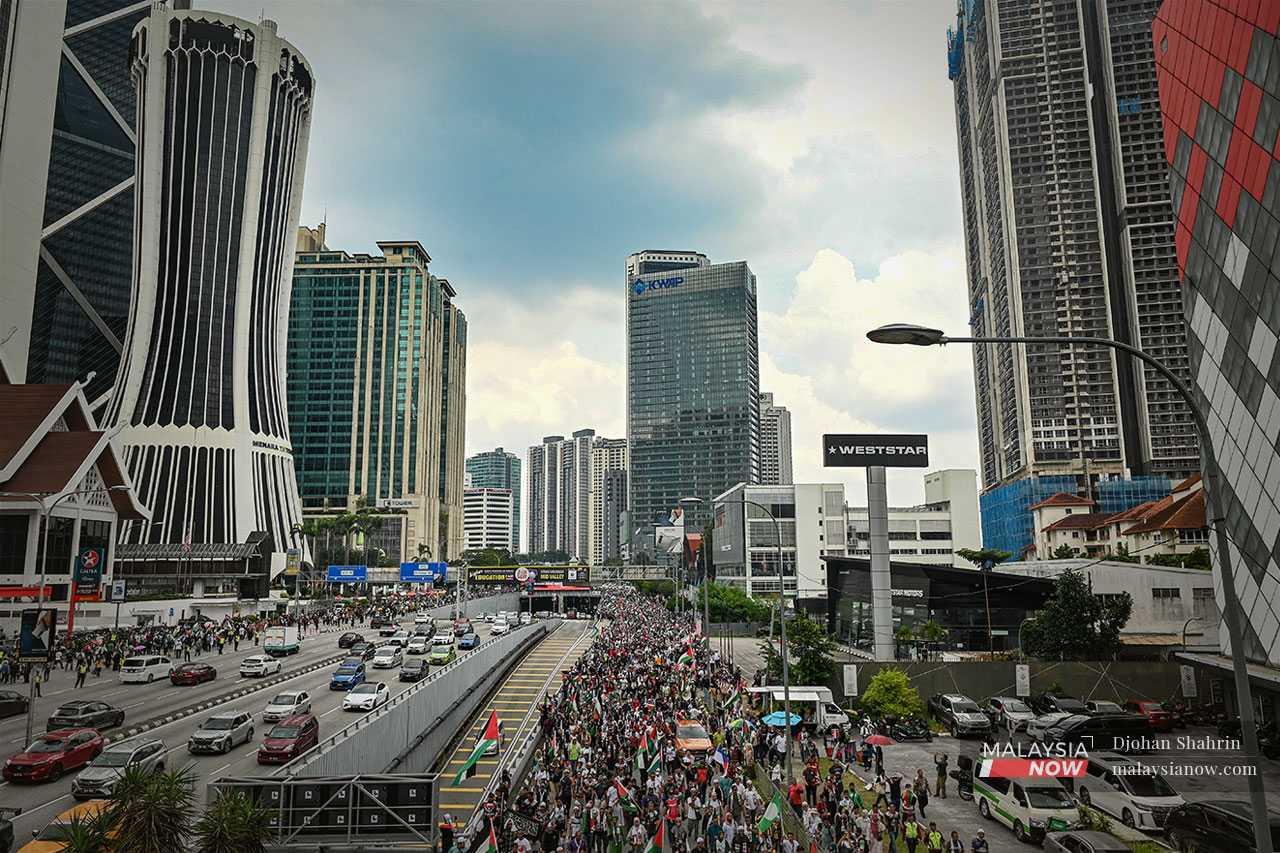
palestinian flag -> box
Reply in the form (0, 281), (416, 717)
(646, 748), (663, 775)
(635, 732), (650, 770)
(614, 779), (638, 813)
(481, 821), (499, 853)
(721, 688), (740, 710)
(757, 789), (785, 832)
(643, 819), (665, 853)
(677, 646), (695, 667)
(452, 710), (500, 786)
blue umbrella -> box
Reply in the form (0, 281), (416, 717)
(762, 711), (802, 727)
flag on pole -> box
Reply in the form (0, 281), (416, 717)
(721, 688), (740, 710)
(728, 718), (749, 730)
(643, 819), (665, 853)
(757, 789), (785, 832)
(614, 779), (638, 813)
(677, 646), (695, 667)
(635, 732), (650, 770)
(711, 747), (728, 772)
(646, 748), (663, 775)
(452, 710), (500, 786)
(481, 821), (499, 853)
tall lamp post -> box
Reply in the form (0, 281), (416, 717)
(683, 493), (793, 782)
(678, 497), (711, 641)
(868, 322), (1272, 853)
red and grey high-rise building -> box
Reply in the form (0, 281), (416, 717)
(1154, 0), (1280, 663)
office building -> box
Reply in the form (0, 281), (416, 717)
(525, 430), (595, 558)
(288, 235), (470, 565)
(1154, 0), (1280, 675)
(105, 9), (313, 591)
(0, 0), (189, 404)
(845, 469), (982, 567)
(758, 393), (794, 485)
(948, 0), (1199, 551)
(439, 283), (467, 560)
(626, 251), (760, 539)
(713, 483), (847, 599)
(589, 438), (627, 563)
(466, 448), (521, 552)
(463, 488), (513, 552)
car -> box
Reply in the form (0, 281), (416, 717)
(257, 713), (319, 764)
(674, 718), (714, 754)
(1084, 699), (1124, 715)
(338, 632), (364, 649)
(378, 623), (399, 637)
(0, 689), (29, 719)
(22, 800), (113, 851)
(372, 646), (404, 668)
(928, 693), (991, 737)
(262, 690), (312, 723)
(348, 642), (377, 661)
(1044, 830), (1131, 853)
(3, 729), (104, 783)
(385, 632), (411, 648)
(119, 655), (174, 684)
(519, 612), (532, 625)
(1027, 712), (1076, 742)
(480, 612), (493, 623)
(329, 660), (366, 690)
(46, 701), (125, 731)
(169, 662), (217, 685)
(983, 696), (1036, 733)
(1032, 693), (1088, 715)
(406, 636), (430, 655)
(70, 738), (165, 800)
(188, 711), (254, 754)
(430, 646), (457, 666)
(1074, 753), (1183, 831)
(240, 655), (282, 677)
(459, 632), (480, 650)
(1122, 700), (1174, 733)
(400, 659), (429, 682)
(343, 682), (390, 711)
(0, 806), (15, 851)
(1043, 713), (1155, 754)
(491, 620), (509, 636)
(369, 616), (391, 629)
(453, 618), (472, 636)
(974, 774), (1080, 843)
(1164, 801), (1280, 853)
(432, 631), (455, 646)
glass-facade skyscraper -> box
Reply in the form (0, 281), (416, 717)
(625, 251), (760, 539)
(466, 448), (521, 552)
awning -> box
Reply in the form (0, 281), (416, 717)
(774, 690), (820, 702)
(1177, 651), (1280, 688)
(1119, 633), (1181, 646)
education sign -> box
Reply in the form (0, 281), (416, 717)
(468, 566), (590, 585)
(823, 433), (930, 468)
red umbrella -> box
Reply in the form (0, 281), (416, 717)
(864, 734), (895, 746)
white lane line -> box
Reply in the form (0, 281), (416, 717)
(208, 761), (233, 777)
(21, 792), (72, 819)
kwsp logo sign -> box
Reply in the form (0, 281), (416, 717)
(633, 276), (683, 295)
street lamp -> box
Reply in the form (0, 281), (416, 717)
(868, 322), (1272, 853)
(678, 497), (711, 642)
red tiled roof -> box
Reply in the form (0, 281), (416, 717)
(0, 432), (105, 497)
(1044, 512), (1113, 531)
(1123, 490), (1206, 535)
(1172, 473), (1203, 493)
(0, 385), (75, 473)
(1107, 500), (1161, 523)
(1029, 493), (1095, 510)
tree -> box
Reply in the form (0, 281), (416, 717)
(859, 668), (925, 719)
(955, 548), (1012, 569)
(462, 548), (510, 567)
(1149, 547), (1210, 570)
(56, 804), (113, 852)
(1052, 544), (1078, 559)
(1108, 542), (1141, 564)
(758, 613), (836, 685)
(194, 791), (272, 853)
(692, 582), (771, 623)
(111, 764), (197, 851)
(917, 619), (948, 660)
(1021, 568), (1133, 660)
(893, 624), (915, 659)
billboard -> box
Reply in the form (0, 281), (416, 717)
(823, 433), (930, 468)
(468, 566), (590, 585)
(19, 607), (56, 663)
(285, 548), (301, 577)
(326, 565), (368, 583)
(73, 547), (105, 599)
(399, 562), (447, 583)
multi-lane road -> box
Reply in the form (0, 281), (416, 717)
(0, 612), (503, 842)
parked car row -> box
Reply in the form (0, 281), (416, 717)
(928, 691), (1180, 743)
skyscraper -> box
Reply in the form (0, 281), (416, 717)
(589, 437), (627, 563)
(626, 251), (760, 537)
(463, 488), (513, 552)
(288, 236), (454, 564)
(107, 9), (313, 568)
(525, 430), (595, 558)
(466, 448), (521, 552)
(948, 0), (1197, 553)
(439, 284), (468, 560)
(1154, 0), (1280, 665)
(759, 392), (794, 485)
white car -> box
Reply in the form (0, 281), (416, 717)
(387, 633), (410, 649)
(240, 655), (282, 677)
(119, 655), (174, 684)
(491, 620), (509, 636)
(519, 612), (532, 625)
(406, 636), (429, 655)
(431, 631), (455, 646)
(1075, 753), (1184, 831)
(263, 690), (311, 722)
(372, 646), (403, 668)
(342, 682), (390, 712)
(1027, 712), (1075, 742)
(481, 612), (494, 623)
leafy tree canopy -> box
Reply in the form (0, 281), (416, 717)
(1021, 568), (1133, 660)
(860, 668), (925, 719)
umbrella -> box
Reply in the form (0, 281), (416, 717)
(762, 711), (802, 727)
(864, 734), (895, 746)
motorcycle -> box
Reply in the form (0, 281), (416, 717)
(1216, 716), (1280, 759)
(889, 717), (933, 743)
(1161, 700), (1189, 729)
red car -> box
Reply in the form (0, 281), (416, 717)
(257, 713), (319, 764)
(1124, 700), (1174, 732)
(170, 663), (217, 686)
(3, 728), (104, 783)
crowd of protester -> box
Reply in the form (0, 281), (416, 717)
(452, 585), (991, 853)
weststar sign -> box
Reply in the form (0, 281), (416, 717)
(822, 433), (930, 468)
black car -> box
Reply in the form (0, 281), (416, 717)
(348, 643), (376, 661)
(369, 616), (389, 629)
(399, 659), (428, 682)
(46, 701), (125, 731)
(338, 632), (364, 649)
(1043, 713), (1153, 753)
(1033, 693), (1088, 715)
(1165, 801), (1280, 852)
(0, 689), (28, 719)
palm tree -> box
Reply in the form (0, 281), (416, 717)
(194, 790), (271, 853)
(54, 804), (112, 852)
(894, 624), (915, 660)
(917, 619), (948, 660)
(111, 764), (196, 851)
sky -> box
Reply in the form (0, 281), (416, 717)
(222, 0), (976, 505)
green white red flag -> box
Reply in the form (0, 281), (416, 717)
(452, 710), (500, 786)
(643, 819), (665, 853)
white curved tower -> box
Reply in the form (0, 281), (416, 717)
(107, 8), (313, 558)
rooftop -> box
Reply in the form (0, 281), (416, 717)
(1029, 492), (1096, 510)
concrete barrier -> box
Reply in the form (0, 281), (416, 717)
(279, 623), (548, 778)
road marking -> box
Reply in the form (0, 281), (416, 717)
(209, 761), (233, 776)
(23, 792), (72, 818)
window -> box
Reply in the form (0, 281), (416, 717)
(0, 515), (28, 573)
(1152, 588), (1181, 599)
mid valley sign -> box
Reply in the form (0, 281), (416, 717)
(823, 434), (930, 468)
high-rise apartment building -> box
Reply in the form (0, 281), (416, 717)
(466, 448), (521, 552)
(589, 437), (627, 563)
(759, 392), (794, 485)
(0, 0), (189, 404)
(525, 430), (595, 558)
(106, 9), (313, 582)
(1154, 0), (1280, 667)
(948, 0), (1198, 554)
(626, 251), (760, 538)
(438, 282), (467, 560)
(288, 235), (469, 564)
(463, 488), (513, 552)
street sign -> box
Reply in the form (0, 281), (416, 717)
(327, 565), (368, 583)
(111, 580), (127, 602)
(1015, 664), (1031, 697)
(1180, 664), (1198, 698)
(842, 664), (858, 697)
(823, 434), (929, 467)
(398, 562), (446, 583)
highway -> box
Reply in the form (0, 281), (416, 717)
(0, 609), (505, 842)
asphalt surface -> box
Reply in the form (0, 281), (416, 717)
(0, 610), (510, 843)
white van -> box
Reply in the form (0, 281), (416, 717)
(974, 774), (1080, 843)
(1075, 753), (1184, 831)
(120, 655), (175, 684)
